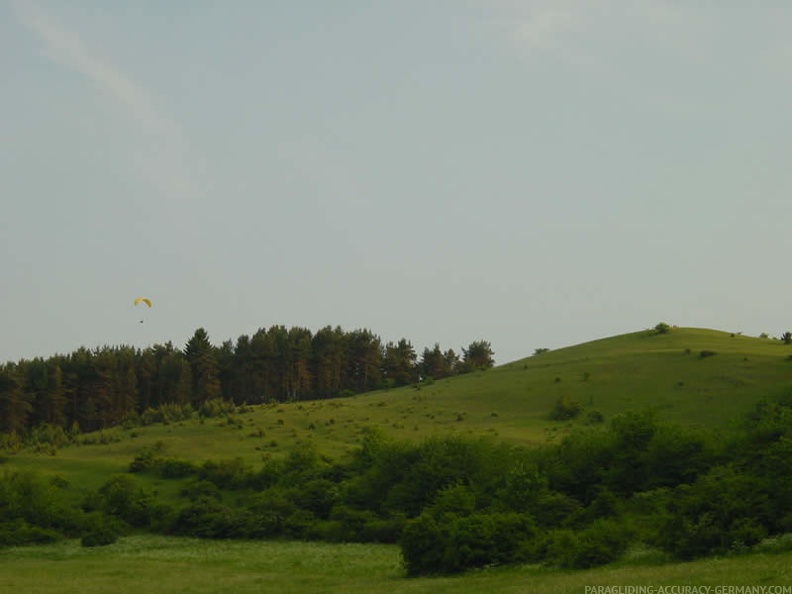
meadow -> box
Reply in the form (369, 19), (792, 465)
(1, 535), (790, 594)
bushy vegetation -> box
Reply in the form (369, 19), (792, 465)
(549, 396), (582, 420)
(2, 388), (790, 577)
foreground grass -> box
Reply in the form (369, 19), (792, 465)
(0, 535), (790, 594)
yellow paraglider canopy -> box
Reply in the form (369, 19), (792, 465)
(134, 297), (152, 308)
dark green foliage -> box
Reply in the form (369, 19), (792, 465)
(180, 479), (222, 502)
(198, 457), (252, 489)
(657, 466), (771, 559)
(159, 458), (197, 479)
(383, 339), (419, 387)
(88, 475), (159, 529)
(585, 410), (604, 424)
(80, 515), (121, 547)
(140, 403), (194, 425)
(0, 471), (84, 546)
(655, 322), (671, 334)
(128, 441), (166, 473)
(321, 505), (383, 542)
(419, 344), (455, 381)
(461, 340), (495, 371)
(0, 520), (62, 546)
(81, 529), (118, 547)
(782, 331), (792, 345)
(543, 519), (631, 569)
(198, 398), (235, 419)
(699, 350), (717, 358)
(549, 396), (582, 420)
(541, 411), (713, 503)
(168, 498), (255, 539)
(0, 322), (485, 435)
(346, 434), (521, 517)
(401, 512), (535, 575)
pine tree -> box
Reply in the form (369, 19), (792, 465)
(0, 364), (31, 434)
(462, 340), (495, 371)
(183, 328), (221, 405)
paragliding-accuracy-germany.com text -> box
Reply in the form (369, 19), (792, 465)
(584, 587), (791, 594)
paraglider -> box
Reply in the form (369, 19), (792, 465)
(134, 297), (152, 323)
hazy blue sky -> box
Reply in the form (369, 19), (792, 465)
(3, 1), (792, 365)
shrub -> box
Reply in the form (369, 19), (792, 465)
(81, 526), (119, 547)
(322, 505), (383, 542)
(199, 457), (252, 489)
(544, 519), (631, 569)
(199, 399), (236, 419)
(180, 480), (222, 502)
(91, 475), (156, 528)
(168, 498), (255, 539)
(549, 396), (582, 421)
(654, 322), (671, 334)
(656, 466), (774, 559)
(159, 458), (197, 479)
(0, 520), (62, 546)
(585, 410), (604, 424)
(699, 350), (717, 358)
(28, 423), (70, 449)
(401, 512), (535, 575)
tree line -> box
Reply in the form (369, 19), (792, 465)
(0, 325), (494, 435)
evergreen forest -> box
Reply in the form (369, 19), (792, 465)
(0, 325), (494, 435)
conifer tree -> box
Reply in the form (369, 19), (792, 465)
(184, 328), (221, 405)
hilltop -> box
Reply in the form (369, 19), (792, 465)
(4, 325), (792, 491)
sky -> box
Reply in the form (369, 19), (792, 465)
(2, 1), (792, 365)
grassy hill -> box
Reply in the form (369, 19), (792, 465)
(4, 326), (792, 496)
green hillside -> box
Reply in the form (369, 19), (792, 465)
(4, 326), (791, 494)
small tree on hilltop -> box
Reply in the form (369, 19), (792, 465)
(655, 322), (671, 335)
(782, 332), (792, 345)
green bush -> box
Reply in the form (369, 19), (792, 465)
(199, 457), (252, 489)
(657, 466), (774, 559)
(81, 526), (119, 547)
(585, 410), (604, 424)
(549, 396), (582, 421)
(91, 475), (157, 528)
(168, 498), (255, 539)
(0, 520), (62, 546)
(199, 399), (237, 419)
(401, 512), (535, 575)
(159, 458), (197, 479)
(544, 519), (631, 569)
(180, 479), (222, 502)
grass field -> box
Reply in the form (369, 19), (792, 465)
(1, 535), (790, 594)
(5, 326), (792, 498)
